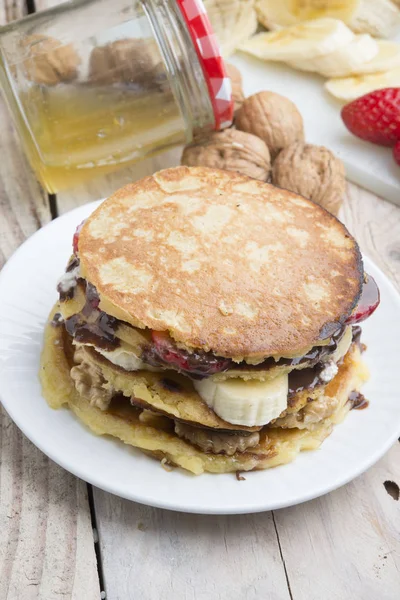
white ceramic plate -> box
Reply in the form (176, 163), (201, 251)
(1, 201), (399, 515)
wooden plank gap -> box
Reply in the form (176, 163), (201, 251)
(87, 484), (106, 599)
(48, 193), (58, 219)
(272, 511), (294, 600)
(25, 0), (35, 15)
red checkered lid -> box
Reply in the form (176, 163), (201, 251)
(176, 0), (234, 130)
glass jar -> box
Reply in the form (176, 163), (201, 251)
(0, 0), (233, 193)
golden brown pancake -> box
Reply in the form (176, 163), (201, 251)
(78, 166), (362, 361)
(40, 310), (369, 475)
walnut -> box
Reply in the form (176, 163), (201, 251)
(181, 128), (271, 181)
(272, 143), (346, 215)
(235, 91), (305, 160)
(21, 34), (80, 86)
(225, 62), (244, 112)
(89, 38), (162, 86)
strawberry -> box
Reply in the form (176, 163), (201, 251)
(341, 88), (400, 147)
(393, 140), (400, 166)
(345, 275), (380, 325)
(151, 331), (231, 375)
(72, 220), (86, 254)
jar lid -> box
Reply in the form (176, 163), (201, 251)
(176, 0), (234, 130)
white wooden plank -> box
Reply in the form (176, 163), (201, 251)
(340, 183), (400, 290)
(0, 409), (101, 600)
(0, 0), (25, 24)
(273, 442), (400, 600)
(0, 3), (101, 597)
(93, 498), (292, 600)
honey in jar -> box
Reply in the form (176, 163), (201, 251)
(0, 0), (233, 192)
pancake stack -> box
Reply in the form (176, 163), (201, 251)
(40, 166), (378, 475)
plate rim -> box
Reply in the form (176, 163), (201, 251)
(1, 202), (400, 514)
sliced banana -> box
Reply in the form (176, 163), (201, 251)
(288, 34), (378, 78)
(331, 327), (353, 364)
(239, 18), (355, 63)
(204, 0), (257, 57)
(325, 66), (400, 101)
(255, 0), (400, 38)
(255, 0), (358, 30)
(193, 373), (288, 427)
(349, 0), (400, 38)
(350, 40), (400, 74)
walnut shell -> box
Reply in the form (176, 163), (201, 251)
(181, 129), (271, 181)
(89, 38), (162, 86)
(272, 143), (346, 216)
(22, 34), (80, 86)
(225, 62), (244, 112)
(236, 91), (305, 159)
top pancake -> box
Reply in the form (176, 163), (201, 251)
(78, 166), (363, 361)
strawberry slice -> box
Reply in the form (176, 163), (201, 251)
(151, 331), (231, 375)
(151, 331), (191, 371)
(393, 140), (400, 166)
(341, 88), (400, 147)
(345, 275), (380, 325)
(72, 220), (86, 254)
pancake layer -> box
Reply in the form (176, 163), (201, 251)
(40, 308), (369, 475)
(78, 166), (363, 361)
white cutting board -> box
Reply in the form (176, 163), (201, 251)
(230, 52), (400, 206)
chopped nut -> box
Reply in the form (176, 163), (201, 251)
(21, 34), (80, 86)
(89, 38), (162, 85)
(181, 128), (271, 181)
(175, 421), (260, 455)
(225, 62), (245, 112)
(70, 347), (113, 411)
(272, 143), (346, 216)
(236, 91), (305, 159)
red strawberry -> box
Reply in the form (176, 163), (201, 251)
(393, 140), (400, 166)
(72, 220), (86, 254)
(341, 88), (400, 147)
(345, 275), (380, 325)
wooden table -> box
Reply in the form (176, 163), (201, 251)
(1, 2), (400, 599)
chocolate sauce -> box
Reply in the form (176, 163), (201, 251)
(160, 378), (182, 393)
(349, 390), (369, 410)
(237, 326), (346, 373)
(142, 344), (231, 377)
(66, 256), (80, 273)
(142, 326), (347, 378)
(318, 321), (342, 340)
(57, 256), (81, 301)
(50, 312), (64, 327)
(65, 311), (119, 352)
(288, 367), (321, 398)
(351, 325), (362, 346)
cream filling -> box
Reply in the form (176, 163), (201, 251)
(75, 341), (160, 372)
(57, 265), (80, 294)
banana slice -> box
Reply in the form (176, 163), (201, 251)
(255, 0), (400, 38)
(288, 34), (378, 78)
(255, 0), (358, 30)
(204, 0), (257, 57)
(193, 374), (288, 427)
(239, 18), (355, 63)
(349, 0), (400, 38)
(325, 66), (400, 101)
(331, 327), (353, 364)
(350, 40), (400, 74)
